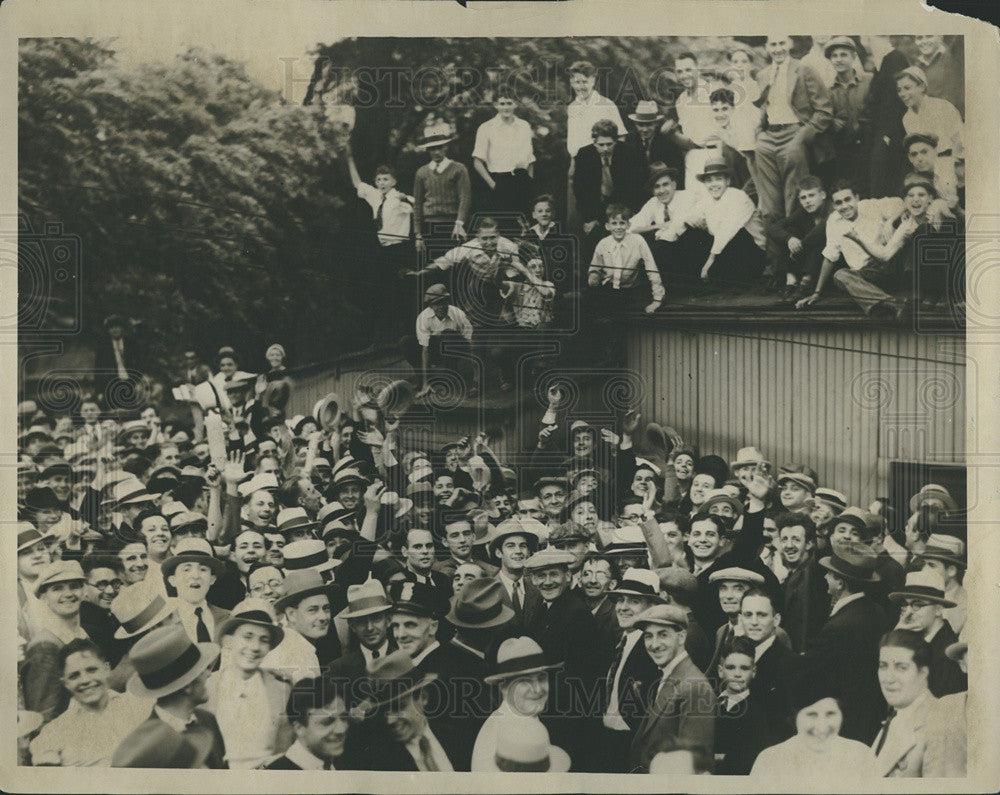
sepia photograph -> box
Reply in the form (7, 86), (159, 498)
(4, 1), (998, 792)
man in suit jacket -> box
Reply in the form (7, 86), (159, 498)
(922, 634), (967, 777)
(93, 315), (142, 413)
(432, 513), (499, 581)
(328, 580), (396, 688)
(777, 514), (830, 652)
(873, 629), (939, 777)
(628, 604), (716, 774)
(624, 100), (686, 183)
(573, 118), (646, 262)
(740, 588), (800, 747)
(754, 36), (833, 232)
(803, 540), (889, 744)
(596, 569), (664, 773)
(580, 553), (622, 654)
(162, 538), (231, 645)
(112, 625), (227, 768)
(266, 676), (362, 770)
(485, 518), (544, 634)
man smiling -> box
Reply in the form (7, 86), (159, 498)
(267, 677), (355, 769)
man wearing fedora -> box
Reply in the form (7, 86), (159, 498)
(473, 636), (564, 770)
(598, 568), (664, 773)
(263, 569), (331, 685)
(524, 546), (609, 769)
(889, 570), (966, 697)
(112, 625), (226, 768)
(804, 538), (889, 744)
(206, 599), (293, 768)
(628, 603), (716, 774)
(625, 100), (684, 177)
(106, 587), (180, 693)
(266, 677), (359, 770)
(916, 533), (966, 634)
(161, 538), (230, 645)
(355, 650), (464, 771)
(484, 517), (544, 633)
(328, 580), (397, 684)
(412, 121), (472, 256)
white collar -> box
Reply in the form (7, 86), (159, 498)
(754, 634), (777, 661)
(360, 640), (390, 665)
(720, 688), (751, 710)
(830, 590), (865, 616)
(431, 157), (452, 173)
(284, 739), (333, 770)
(154, 705), (198, 734)
(411, 639), (440, 667)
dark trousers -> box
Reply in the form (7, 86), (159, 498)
(649, 228), (713, 294)
(706, 227), (765, 289)
(868, 136), (908, 200)
(486, 170), (533, 232)
(833, 261), (903, 315)
(402, 330), (477, 387)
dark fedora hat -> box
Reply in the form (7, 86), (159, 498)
(696, 158), (734, 182)
(818, 539), (880, 583)
(647, 162), (680, 189)
(446, 578), (515, 629)
(365, 651), (438, 712)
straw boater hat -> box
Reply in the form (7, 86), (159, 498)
(813, 488), (847, 515)
(336, 579), (394, 621)
(216, 598), (284, 646)
(818, 539), (880, 582)
(417, 121), (456, 150)
(17, 523), (53, 553)
(126, 624), (220, 699)
(485, 715), (571, 773)
(484, 636), (562, 684)
(275, 507), (319, 538)
(824, 506), (870, 535)
(281, 538), (339, 574)
(888, 570), (956, 608)
(777, 472), (817, 493)
(445, 578), (515, 630)
(604, 525), (648, 555)
(730, 446), (766, 470)
(238, 472), (279, 499)
(106, 478), (157, 510)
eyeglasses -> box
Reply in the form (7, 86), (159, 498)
(250, 579), (284, 593)
(91, 579), (123, 591)
(901, 600), (931, 610)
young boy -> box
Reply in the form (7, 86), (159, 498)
(472, 90), (535, 227)
(713, 636), (769, 774)
(500, 254), (556, 330)
(413, 121), (472, 255)
(587, 203), (664, 314)
(767, 176), (831, 298)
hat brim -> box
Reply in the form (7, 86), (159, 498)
(34, 575), (85, 597)
(817, 556), (880, 582)
(628, 112), (665, 122)
(908, 492), (958, 514)
(917, 551), (967, 568)
(118, 493), (158, 508)
(887, 590), (956, 608)
(160, 552), (228, 579)
(126, 642), (220, 699)
(633, 617), (687, 632)
(217, 616), (284, 647)
(483, 661), (563, 685)
(369, 673), (439, 710)
(607, 587), (665, 603)
(446, 602), (515, 630)
(114, 602), (178, 639)
(336, 602), (394, 621)
(945, 641), (968, 661)
(697, 169), (733, 182)
(274, 583), (329, 613)
(417, 137), (455, 150)
(484, 744), (571, 772)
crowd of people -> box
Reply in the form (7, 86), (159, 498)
(16, 354), (970, 775)
(343, 34), (964, 332)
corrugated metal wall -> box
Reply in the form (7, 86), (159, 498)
(628, 327), (966, 507)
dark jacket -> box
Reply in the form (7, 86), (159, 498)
(113, 708), (227, 769)
(867, 48), (910, 140)
(803, 594), (889, 744)
(591, 596), (621, 655)
(781, 556), (831, 652)
(750, 636), (802, 746)
(755, 57), (835, 163)
(602, 630), (661, 732)
(572, 141), (646, 224)
(624, 129), (686, 185)
(354, 716), (468, 772)
(491, 572), (543, 636)
(714, 689), (770, 775)
(927, 621), (967, 697)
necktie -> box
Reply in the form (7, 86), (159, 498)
(376, 194), (387, 231)
(323, 760), (333, 770)
(874, 709), (897, 755)
(512, 579), (523, 613)
(371, 648), (380, 660)
(194, 606), (211, 643)
(418, 735), (439, 771)
(600, 153), (613, 199)
(606, 633), (628, 702)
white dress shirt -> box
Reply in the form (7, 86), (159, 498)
(208, 668), (277, 769)
(589, 232), (665, 300)
(173, 598), (215, 644)
(283, 739), (335, 770)
(766, 61), (799, 126)
(822, 198), (904, 271)
(676, 82), (718, 146)
(473, 115), (535, 173)
(630, 191), (703, 242)
(429, 156), (453, 174)
(603, 628), (643, 730)
(567, 91), (626, 157)
(356, 184), (413, 247)
(360, 640), (391, 667)
(903, 97), (963, 155)
(414, 305), (474, 348)
(700, 187), (762, 254)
